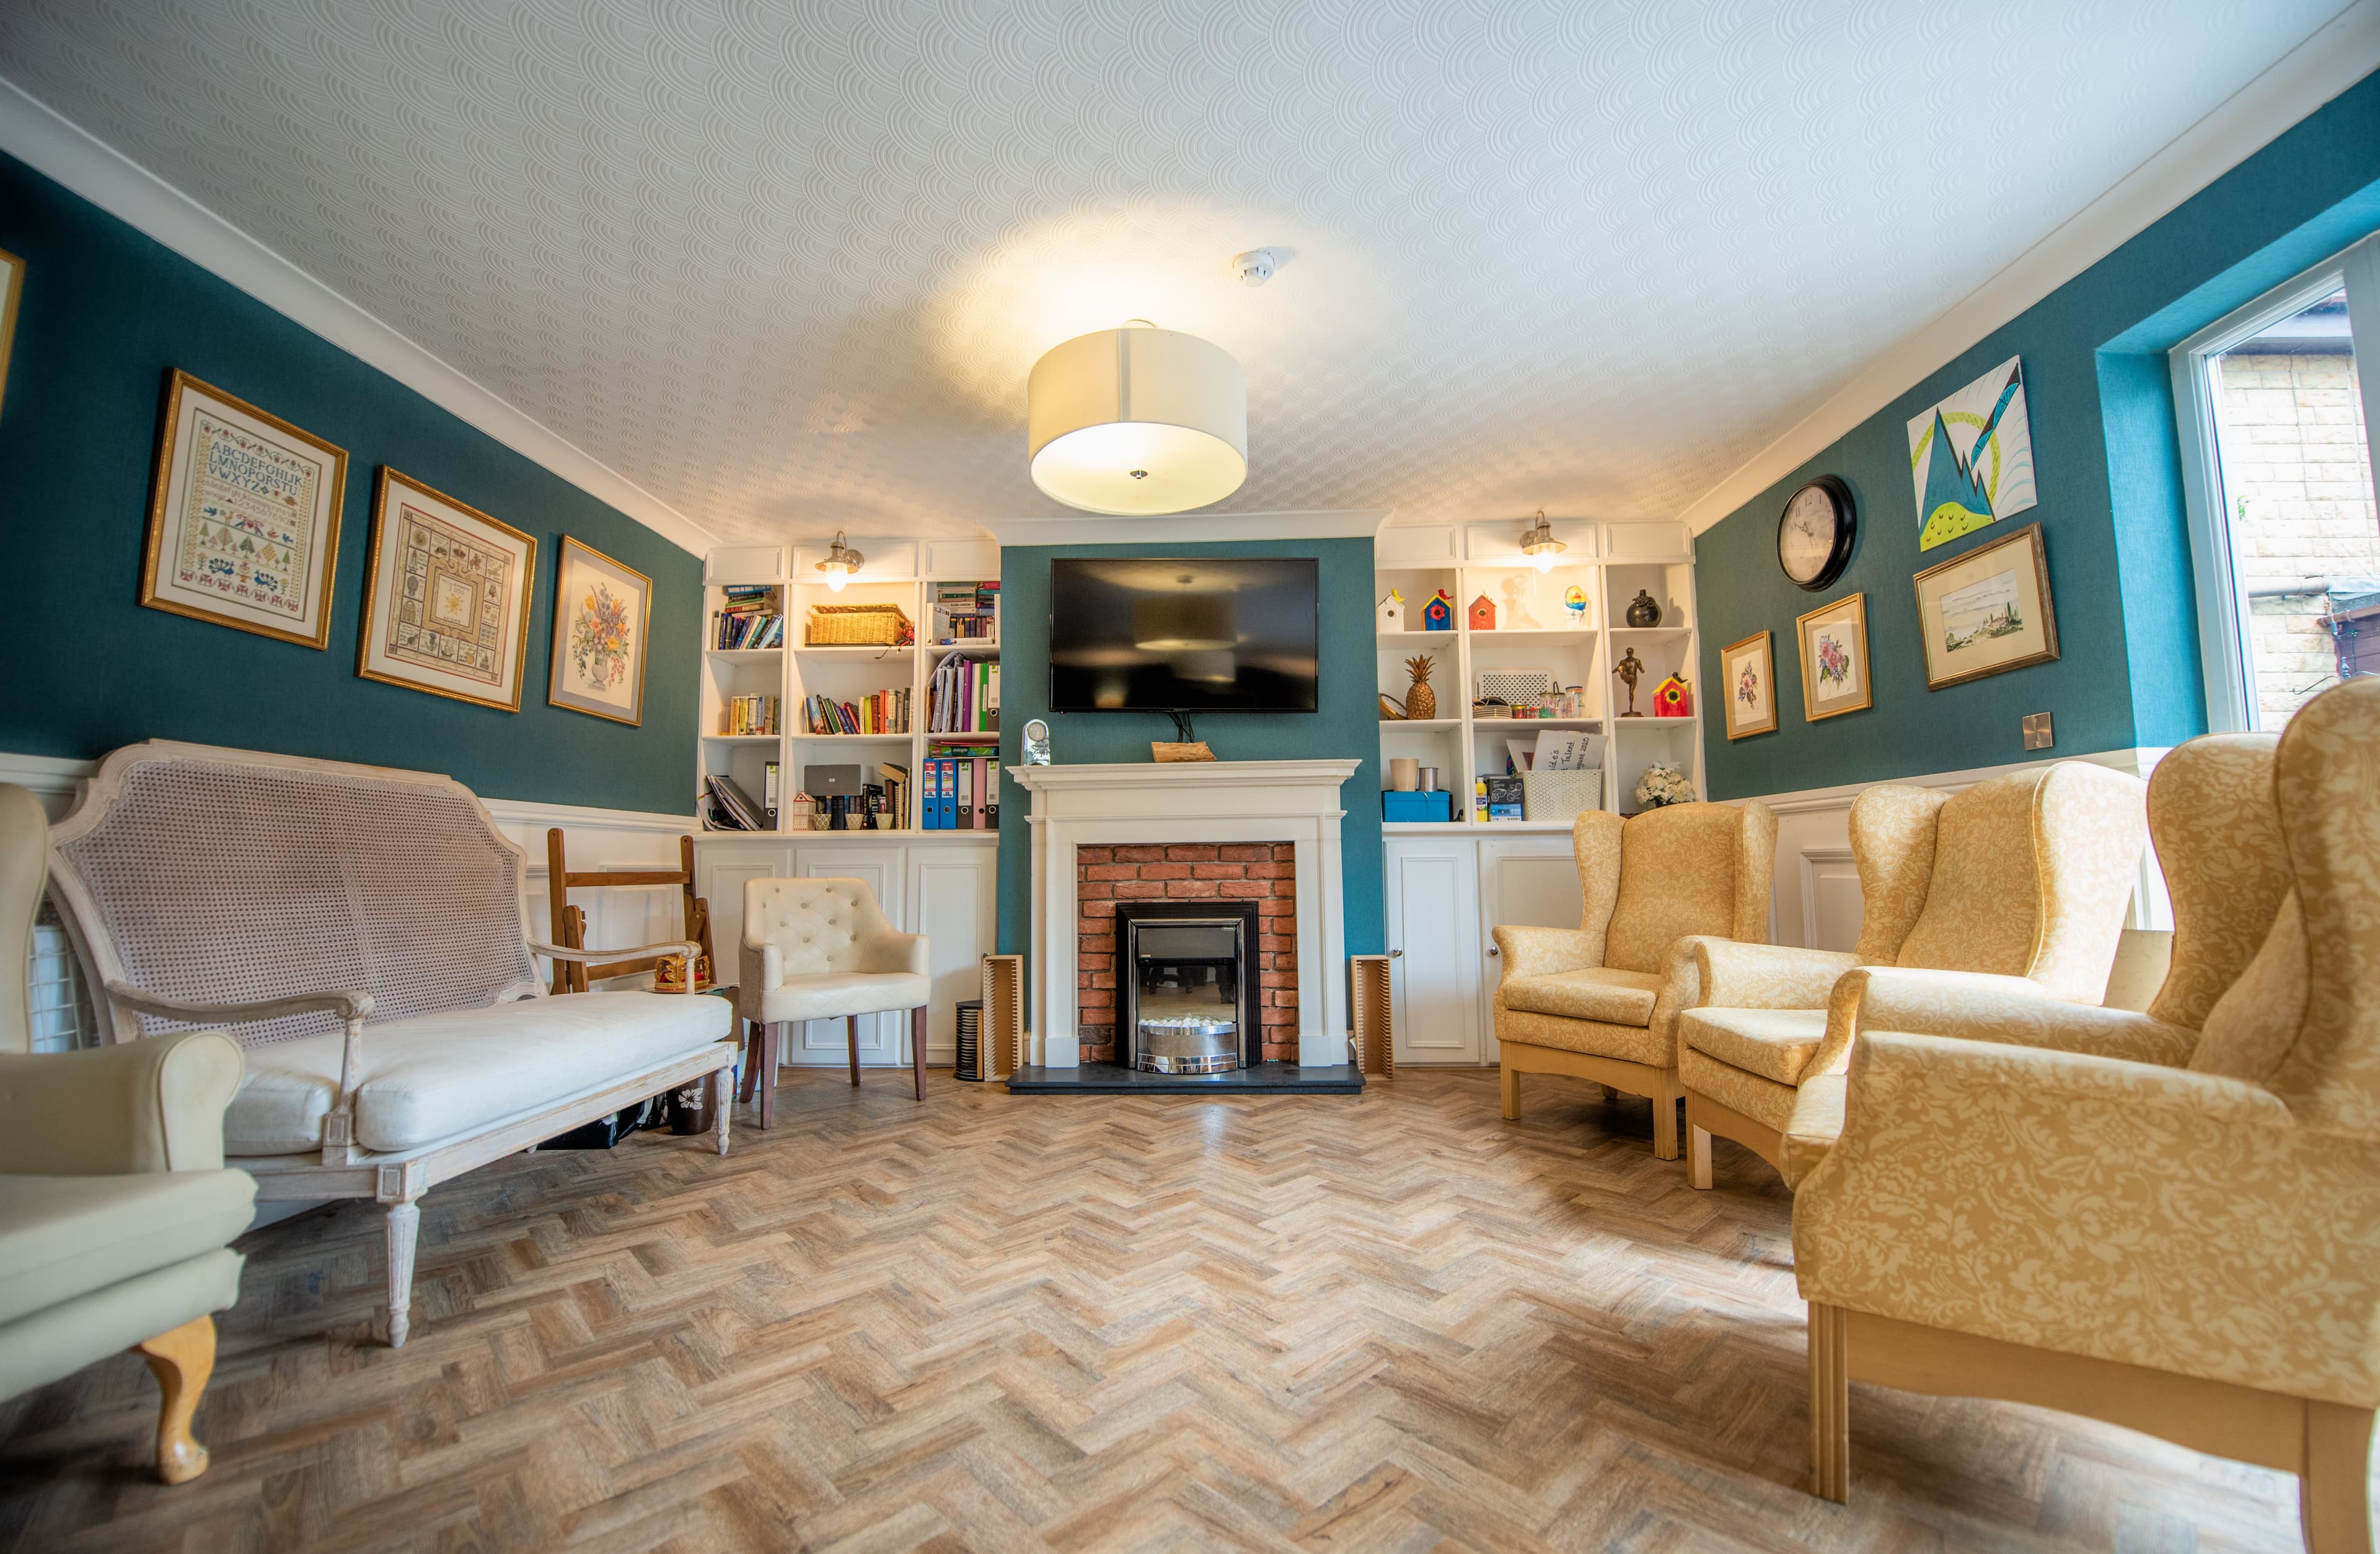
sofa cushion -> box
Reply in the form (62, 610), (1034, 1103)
(1498, 966), (1665, 1027)
(1680, 1007), (1828, 1085)
(0, 1169), (255, 1326)
(226, 991), (731, 1156)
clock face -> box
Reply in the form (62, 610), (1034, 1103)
(1777, 478), (1853, 590)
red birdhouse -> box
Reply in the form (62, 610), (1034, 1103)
(1468, 594), (1497, 631)
(1653, 672), (1694, 718)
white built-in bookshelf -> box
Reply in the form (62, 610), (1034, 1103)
(697, 540), (1004, 835)
(1373, 520), (1702, 827)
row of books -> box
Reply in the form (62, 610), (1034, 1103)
(927, 652), (998, 732)
(721, 694), (778, 735)
(713, 611), (783, 649)
(930, 579), (998, 644)
(804, 688), (909, 735)
(918, 756), (999, 830)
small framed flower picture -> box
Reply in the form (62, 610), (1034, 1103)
(1721, 630), (1778, 740)
(1796, 592), (1872, 722)
(548, 537), (651, 725)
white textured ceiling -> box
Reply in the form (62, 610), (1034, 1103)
(0, 1), (2345, 545)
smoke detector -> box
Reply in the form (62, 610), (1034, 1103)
(1230, 248), (1276, 288)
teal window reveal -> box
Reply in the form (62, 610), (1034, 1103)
(2171, 235), (2380, 731)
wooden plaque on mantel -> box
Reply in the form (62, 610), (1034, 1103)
(1150, 742), (1215, 762)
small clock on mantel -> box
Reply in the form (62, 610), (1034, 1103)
(1778, 475), (1856, 592)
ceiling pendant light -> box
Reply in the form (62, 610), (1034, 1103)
(1520, 510), (1566, 573)
(1027, 320), (1247, 515)
(815, 530), (865, 592)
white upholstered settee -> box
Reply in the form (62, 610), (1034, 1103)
(42, 742), (741, 1346)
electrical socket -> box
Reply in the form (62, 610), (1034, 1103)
(2022, 712), (2054, 750)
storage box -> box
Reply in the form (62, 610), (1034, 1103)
(1382, 790), (1455, 822)
(1522, 768), (1603, 822)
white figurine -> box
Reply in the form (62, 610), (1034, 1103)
(1499, 574), (1541, 630)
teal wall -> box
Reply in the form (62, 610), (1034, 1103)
(0, 152), (700, 813)
(1697, 70), (2380, 799)
(993, 539), (1386, 982)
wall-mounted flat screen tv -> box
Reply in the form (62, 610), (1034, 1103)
(1049, 557), (1320, 713)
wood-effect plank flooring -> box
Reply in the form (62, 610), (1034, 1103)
(0, 1071), (2327, 1552)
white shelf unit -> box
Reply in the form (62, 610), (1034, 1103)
(1373, 519), (1702, 820)
(697, 540), (1005, 835)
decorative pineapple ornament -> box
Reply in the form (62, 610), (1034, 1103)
(1403, 655), (1438, 721)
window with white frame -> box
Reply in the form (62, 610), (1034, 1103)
(2172, 234), (2380, 732)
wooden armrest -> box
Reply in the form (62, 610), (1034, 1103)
(105, 980), (374, 1024)
(527, 939), (699, 964)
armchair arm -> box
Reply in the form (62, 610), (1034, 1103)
(860, 928), (930, 978)
(1844, 966), (2199, 1067)
(1678, 937), (1859, 1011)
(0, 1030), (244, 1175)
(1492, 924), (1602, 980)
(527, 939), (702, 993)
(1800, 966), (2103, 1081)
(107, 980), (372, 1163)
(1791, 1031), (2380, 1401)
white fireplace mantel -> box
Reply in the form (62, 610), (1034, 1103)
(1010, 758), (1362, 1068)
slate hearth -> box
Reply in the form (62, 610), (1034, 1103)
(1007, 1062), (1363, 1094)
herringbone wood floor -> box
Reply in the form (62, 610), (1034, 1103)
(0, 1071), (2322, 1553)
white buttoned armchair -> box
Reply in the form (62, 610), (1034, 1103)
(736, 877), (930, 1122)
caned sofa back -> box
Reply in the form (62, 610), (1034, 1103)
(46, 742), (541, 1048)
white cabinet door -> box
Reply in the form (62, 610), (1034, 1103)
(1384, 837), (1481, 1065)
(1476, 836), (1585, 1063)
(791, 841), (907, 1065)
(908, 843), (997, 1065)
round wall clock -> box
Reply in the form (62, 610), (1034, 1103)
(1778, 476), (1856, 592)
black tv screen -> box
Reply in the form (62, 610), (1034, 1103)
(1049, 557), (1320, 713)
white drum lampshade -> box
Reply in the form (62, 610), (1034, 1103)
(1027, 325), (1247, 514)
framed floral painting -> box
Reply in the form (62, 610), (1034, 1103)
(548, 537), (651, 725)
(1797, 592), (1872, 722)
(356, 468), (536, 709)
(1721, 630), (1778, 740)
(141, 371), (348, 648)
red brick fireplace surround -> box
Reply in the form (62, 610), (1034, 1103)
(1075, 843), (1298, 1062)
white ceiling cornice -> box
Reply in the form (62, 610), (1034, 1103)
(985, 509), (1392, 547)
(1672, 0), (2380, 535)
(0, 74), (718, 557)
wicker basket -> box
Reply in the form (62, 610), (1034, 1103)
(806, 603), (911, 646)
(1521, 768), (1602, 822)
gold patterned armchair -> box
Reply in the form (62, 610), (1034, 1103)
(1494, 801), (1775, 1159)
(1794, 679), (2380, 1550)
(1673, 762), (2147, 1188)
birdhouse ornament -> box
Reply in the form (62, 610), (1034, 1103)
(1653, 672), (1694, 718)
(1422, 590), (1455, 631)
(1562, 584), (1588, 624)
(1468, 594), (1497, 631)
(1377, 588), (1404, 631)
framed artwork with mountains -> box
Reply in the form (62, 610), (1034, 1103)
(1908, 356), (2036, 551)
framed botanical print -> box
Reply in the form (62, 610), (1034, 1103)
(356, 468), (536, 710)
(1722, 630), (1778, 739)
(548, 537), (651, 726)
(1796, 592), (1873, 721)
(0, 248), (22, 420)
(140, 371), (348, 648)
(1914, 522), (2060, 690)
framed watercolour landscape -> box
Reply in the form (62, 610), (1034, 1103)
(1721, 630), (1778, 740)
(140, 371), (348, 648)
(1914, 522), (2059, 690)
(548, 537), (651, 726)
(1796, 592), (1872, 721)
(356, 468), (536, 710)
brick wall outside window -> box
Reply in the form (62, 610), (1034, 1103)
(1076, 843), (1298, 1063)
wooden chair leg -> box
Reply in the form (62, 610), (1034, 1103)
(758, 1023), (780, 1130)
(133, 1315), (216, 1485)
(384, 1201), (421, 1348)
(1651, 1075), (1681, 1161)
(1685, 1092), (1714, 1189)
(1499, 1063), (1520, 1120)
(1809, 1302), (1849, 1502)
(911, 1005), (927, 1102)
(847, 1014), (862, 1086)
(738, 1017), (760, 1104)
(2302, 1400), (2375, 1552)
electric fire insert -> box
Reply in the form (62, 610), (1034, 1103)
(1113, 900), (1262, 1074)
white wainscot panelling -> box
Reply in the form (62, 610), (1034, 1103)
(910, 847), (996, 1063)
(1798, 848), (1862, 954)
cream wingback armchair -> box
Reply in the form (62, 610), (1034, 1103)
(1794, 680), (2380, 1550)
(1494, 801), (1776, 1159)
(0, 784), (255, 1485)
(737, 877), (931, 1121)
(1673, 762), (2147, 1188)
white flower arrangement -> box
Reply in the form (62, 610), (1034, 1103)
(1633, 762), (1695, 809)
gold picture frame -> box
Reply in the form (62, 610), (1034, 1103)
(356, 468), (537, 711)
(1797, 592), (1873, 721)
(1721, 630), (1778, 739)
(1913, 522), (2059, 690)
(547, 536), (653, 726)
(0, 247), (22, 420)
(140, 370), (348, 649)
